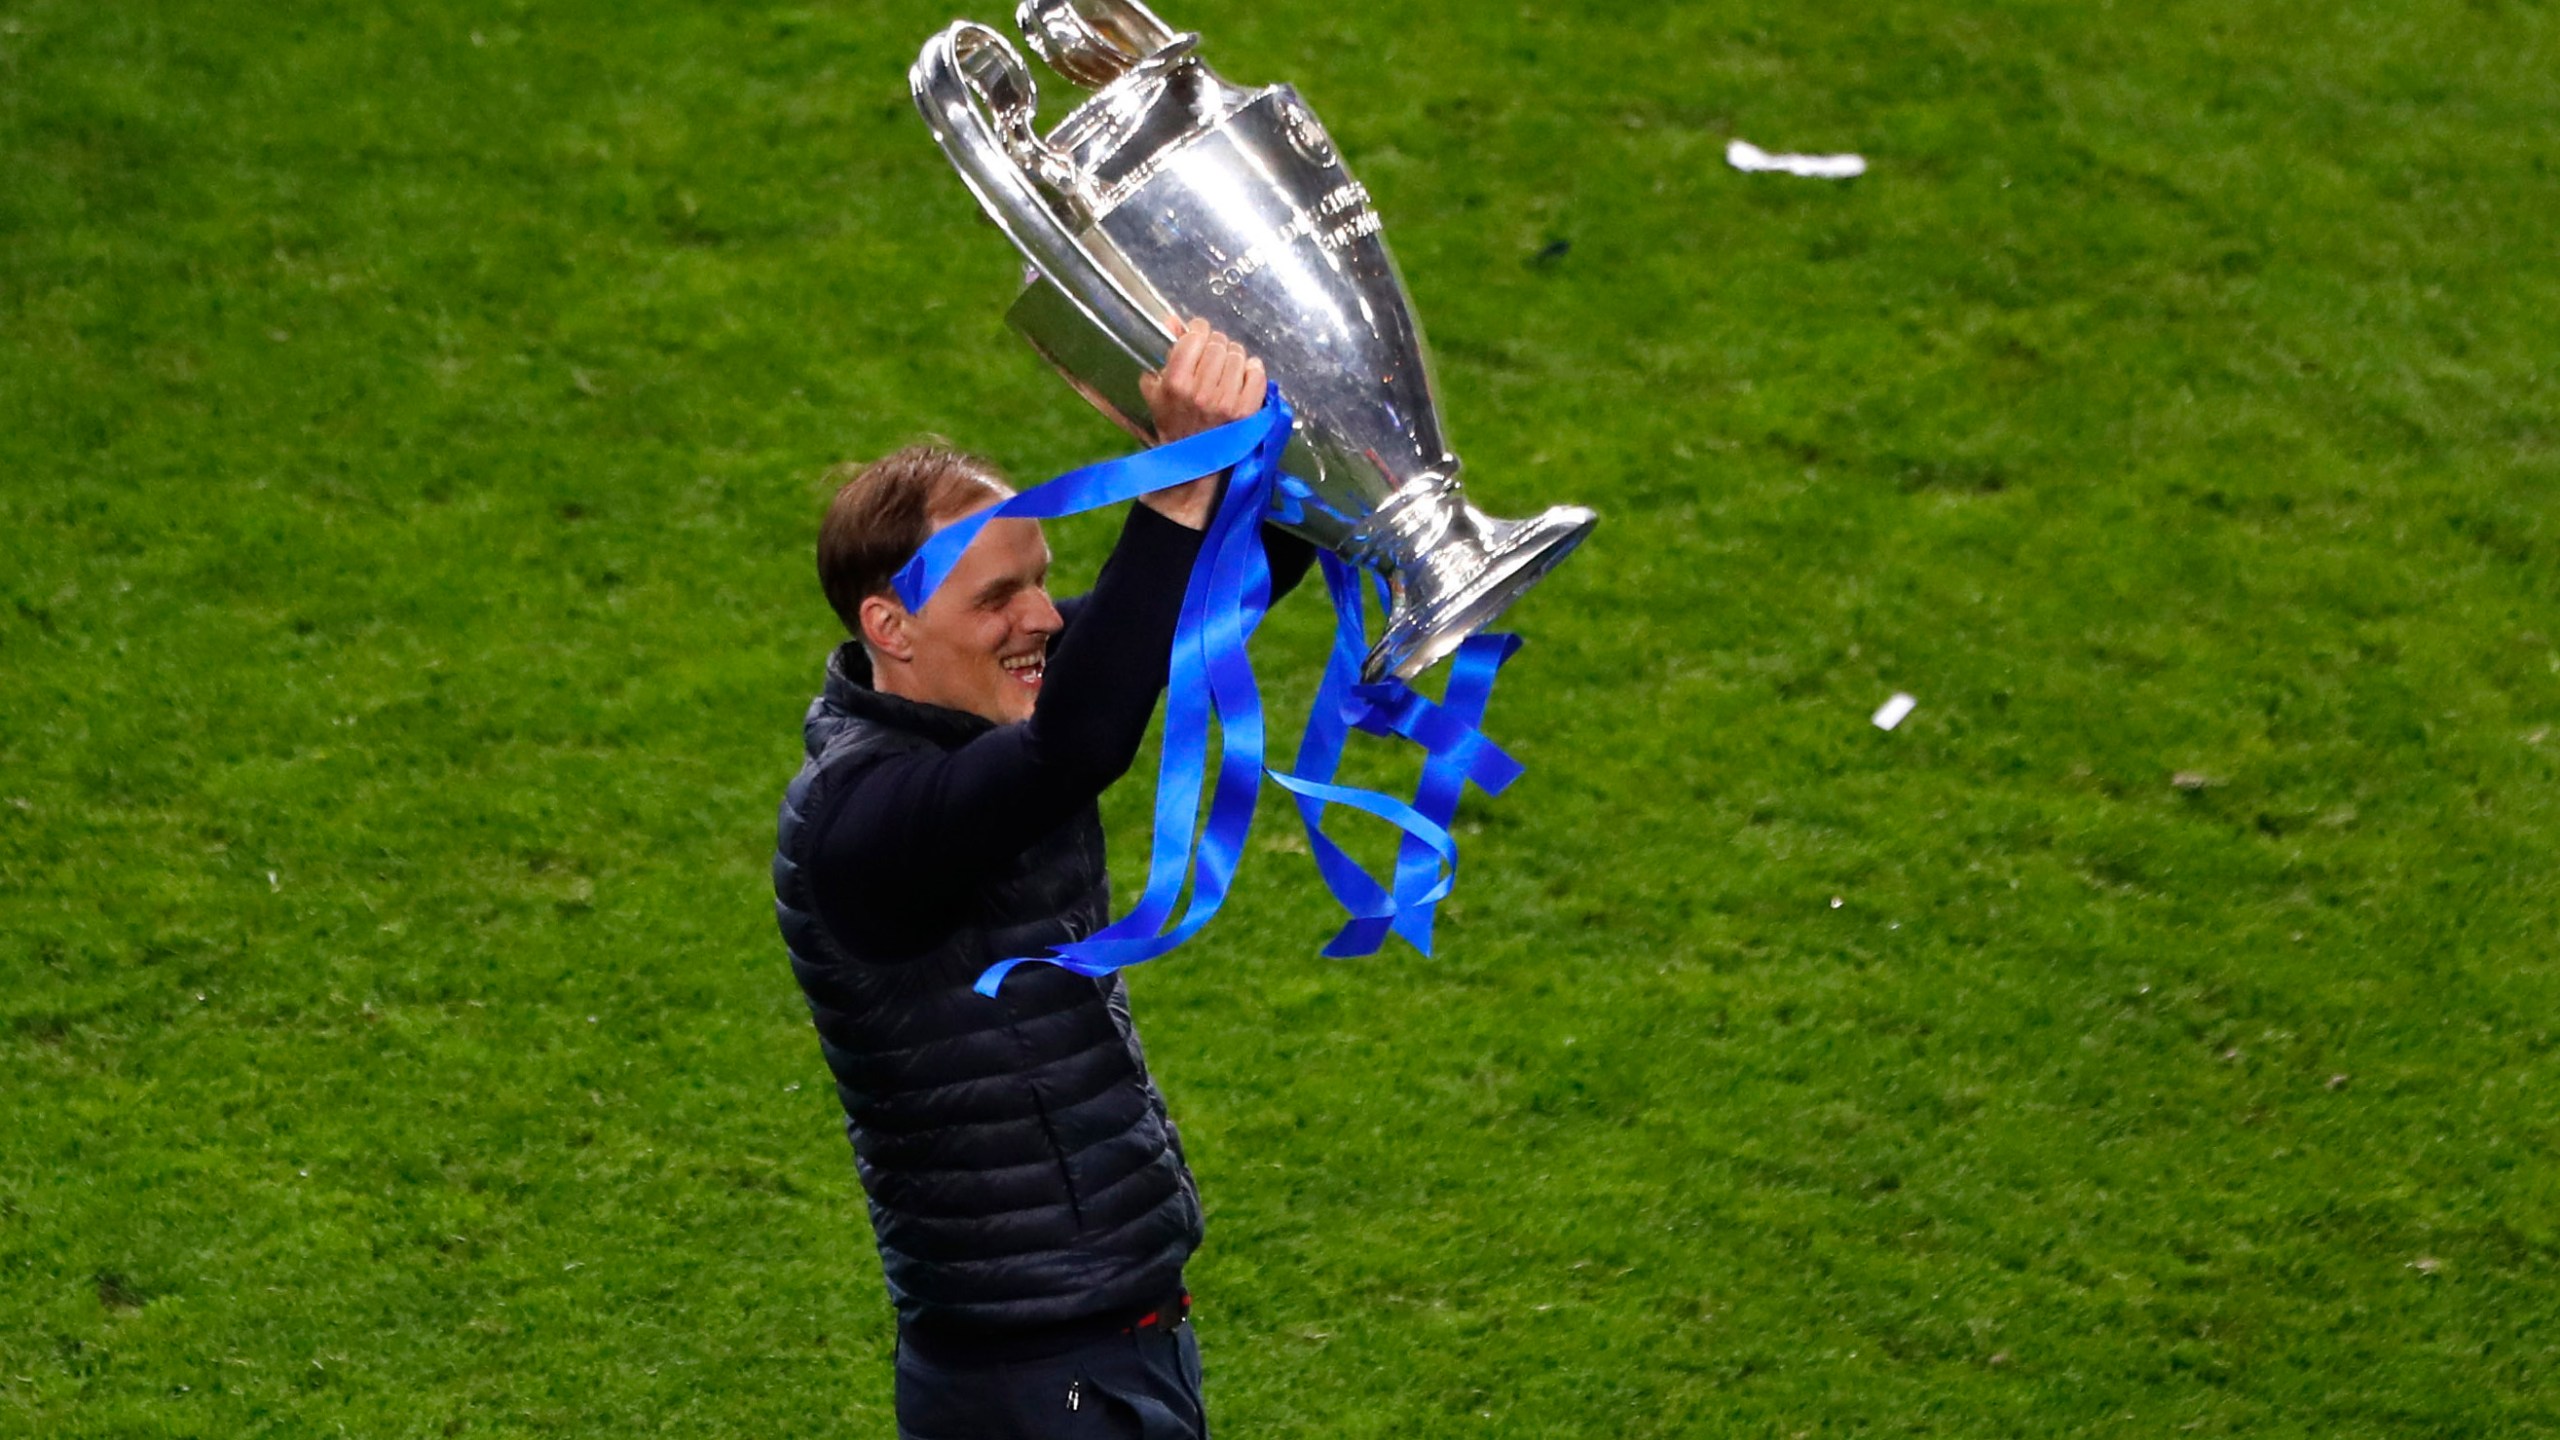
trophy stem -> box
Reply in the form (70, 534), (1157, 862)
(1367, 503), (1596, 683)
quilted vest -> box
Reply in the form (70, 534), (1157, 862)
(772, 644), (1201, 1344)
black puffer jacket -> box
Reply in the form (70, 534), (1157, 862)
(773, 504), (1309, 1351)
(772, 643), (1203, 1349)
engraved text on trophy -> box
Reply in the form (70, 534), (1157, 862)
(1207, 181), (1379, 297)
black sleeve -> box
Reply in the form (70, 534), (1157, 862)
(1263, 524), (1318, 603)
(810, 504), (1203, 956)
(1050, 522), (1311, 628)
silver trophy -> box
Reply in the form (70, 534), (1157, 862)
(911, 0), (1595, 682)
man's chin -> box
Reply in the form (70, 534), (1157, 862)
(995, 662), (1046, 718)
(997, 682), (1042, 723)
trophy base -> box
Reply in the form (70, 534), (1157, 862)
(1369, 503), (1596, 683)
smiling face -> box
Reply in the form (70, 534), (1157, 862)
(863, 510), (1060, 725)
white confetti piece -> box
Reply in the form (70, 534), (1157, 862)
(1872, 692), (1917, 730)
(1726, 138), (1867, 180)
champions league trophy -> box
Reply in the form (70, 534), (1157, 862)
(912, 0), (1596, 682)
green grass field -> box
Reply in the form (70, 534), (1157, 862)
(7, 0), (2559, 1434)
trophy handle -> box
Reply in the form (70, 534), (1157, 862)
(1016, 0), (1183, 87)
(912, 23), (1180, 374)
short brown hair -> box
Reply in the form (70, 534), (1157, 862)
(817, 443), (1013, 636)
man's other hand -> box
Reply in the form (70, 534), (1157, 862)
(1136, 318), (1267, 530)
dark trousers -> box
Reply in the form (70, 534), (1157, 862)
(895, 1322), (1206, 1440)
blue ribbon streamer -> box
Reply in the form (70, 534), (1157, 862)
(894, 415), (1281, 613)
(891, 386), (1526, 995)
(1275, 553), (1523, 957)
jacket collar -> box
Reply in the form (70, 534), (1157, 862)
(821, 641), (995, 749)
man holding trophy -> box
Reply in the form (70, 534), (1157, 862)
(775, 320), (1297, 1438)
(776, 1), (1594, 1433)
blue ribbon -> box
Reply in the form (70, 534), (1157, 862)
(1272, 554), (1522, 957)
(891, 387), (1525, 994)
(893, 413), (1282, 613)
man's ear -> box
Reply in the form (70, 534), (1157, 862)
(859, 593), (914, 662)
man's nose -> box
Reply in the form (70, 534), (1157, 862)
(1020, 588), (1064, 636)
